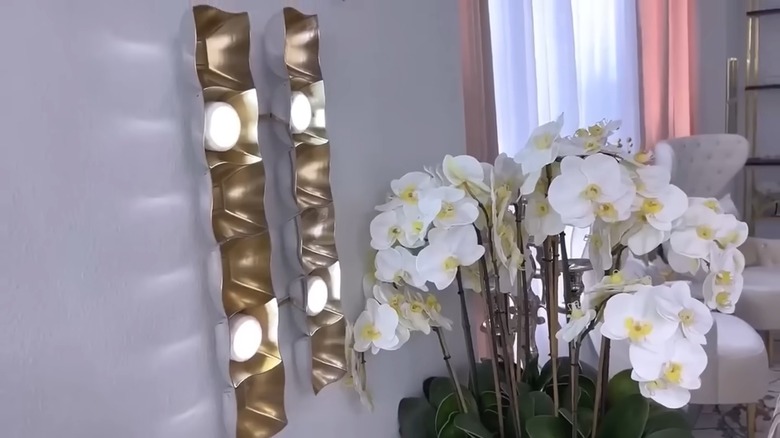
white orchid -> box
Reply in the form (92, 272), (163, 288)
(369, 210), (404, 250)
(524, 195), (565, 244)
(397, 204), (438, 248)
(585, 221), (613, 277)
(374, 247), (428, 290)
(354, 299), (400, 354)
(582, 270), (651, 309)
(377, 171), (434, 212)
(514, 113), (564, 175)
(344, 321), (373, 410)
(430, 186), (479, 228)
(567, 120), (621, 155)
(548, 154), (635, 227)
(556, 302), (596, 343)
(703, 247), (745, 314)
(630, 337), (708, 408)
(442, 155), (490, 194)
(600, 286), (678, 348)
(372, 283), (406, 313)
(714, 214), (749, 249)
(424, 293), (453, 330)
(663, 242), (702, 276)
(399, 291), (432, 335)
(669, 204), (726, 259)
(492, 153), (526, 207)
(655, 281), (713, 345)
(417, 226), (485, 289)
(625, 177), (688, 255)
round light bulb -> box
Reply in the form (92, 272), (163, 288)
(305, 276), (329, 316)
(204, 102), (241, 151)
(228, 313), (262, 362)
(289, 91), (312, 134)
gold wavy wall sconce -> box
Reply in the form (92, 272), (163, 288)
(264, 7), (347, 395)
(193, 6), (287, 438)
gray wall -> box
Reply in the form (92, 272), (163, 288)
(0, 0), (467, 437)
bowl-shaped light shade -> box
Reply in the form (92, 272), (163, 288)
(305, 276), (329, 316)
(228, 313), (263, 362)
(205, 102), (241, 151)
(290, 91), (312, 134)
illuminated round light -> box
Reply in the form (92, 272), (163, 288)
(305, 276), (329, 316)
(290, 91), (312, 134)
(204, 102), (241, 151)
(228, 314), (262, 362)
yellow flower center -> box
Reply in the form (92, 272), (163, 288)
(663, 362), (683, 384)
(361, 325), (381, 342)
(426, 295), (441, 313)
(715, 271), (733, 286)
(411, 220), (425, 235)
(410, 301), (425, 313)
(582, 184), (601, 200)
(389, 294), (405, 311)
(624, 317), (653, 343)
(590, 234), (603, 248)
(437, 202), (456, 220)
(443, 256), (459, 271)
(536, 201), (549, 216)
(596, 203), (617, 220)
(588, 124), (604, 137)
(703, 199), (720, 211)
(634, 151), (651, 164)
(696, 225), (714, 240)
(678, 309), (694, 326)
(399, 186), (418, 204)
(641, 198), (664, 215)
(584, 139), (601, 153)
(389, 226), (402, 239)
(715, 291), (731, 307)
(533, 133), (554, 150)
(645, 379), (666, 392)
(571, 308), (585, 319)
(607, 271), (624, 285)
(575, 128), (589, 137)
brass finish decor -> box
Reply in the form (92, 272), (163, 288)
(274, 7), (347, 394)
(193, 6), (287, 438)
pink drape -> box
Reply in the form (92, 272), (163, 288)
(637, 0), (698, 150)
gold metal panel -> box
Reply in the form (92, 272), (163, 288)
(280, 7), (347, 394)
(193, 6), (286, 438)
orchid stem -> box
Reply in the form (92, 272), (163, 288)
(558, 230), (579, 437)
(542, 236), (561, 417)
(475, 230), (506, 438)
(434, 327), (469, 414)
(456, 269), (480, 398)
(515, 199), (534, 381)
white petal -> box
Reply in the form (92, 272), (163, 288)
(629, 344), (665, 381)
(369, 210), (401, 250)
(375, 248), (403, 282)
(627, 224), (666, 256)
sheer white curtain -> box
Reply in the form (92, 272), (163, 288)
(489, 0), (641, 157)
(489, 0), (641, 258)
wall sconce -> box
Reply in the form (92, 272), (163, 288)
(204, 102), (242, 151)
(193, 5), (287, 438)
(229, 313), (263, 362)
(264, 7), (347, 395)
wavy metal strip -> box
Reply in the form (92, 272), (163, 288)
(281, 7), (347, 394)
(193, 6), (286, 437)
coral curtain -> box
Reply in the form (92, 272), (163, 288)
(637, 0), (698, 150)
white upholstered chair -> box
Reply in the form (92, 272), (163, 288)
(653, 135), (768, 436)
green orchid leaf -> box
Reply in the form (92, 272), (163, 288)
(559, 407), (594, 438)
(399, 397), (436, 438)
(429, 378), (457, 407)
(523, 355), (541, 387)
(435, 394), (462, 436)
(643, 411), (691, 435)
(598, 393), (649, 438)
(538, 357), (599, 390)
(437, 420), (468, 438)
(531, 391), (555, 416)
(526, 415), (572, 438)
(453, 413), (493, 438)
(644, 429), (694, 438)
(606, 369), (639, 406)
(423, 377), (437, 401)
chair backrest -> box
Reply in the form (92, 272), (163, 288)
(654, 134), (749, 198)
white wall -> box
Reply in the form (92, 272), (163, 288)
(0, 0), (468, 437)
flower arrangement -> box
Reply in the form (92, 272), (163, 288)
(346, 115), (749, 438)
